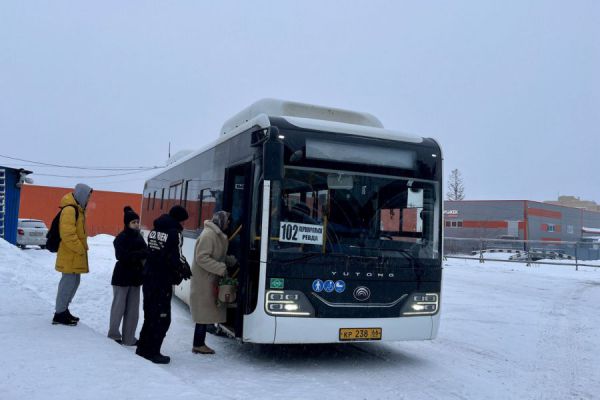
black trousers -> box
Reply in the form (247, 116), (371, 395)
(137, 282), (172, 356)
(193, 323), (207, 347)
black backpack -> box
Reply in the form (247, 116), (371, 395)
(46, 205), (79, 253)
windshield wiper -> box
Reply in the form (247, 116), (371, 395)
(278, 253), (328, 265)
(277, 251), (359, 265)
(349, 245), (409, 253)
(393, 248), (417, 261)
(348, 245), (417, 259)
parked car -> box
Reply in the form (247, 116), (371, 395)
(16, 219), (48, 249)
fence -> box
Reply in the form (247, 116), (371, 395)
(444, 237), (600, 270)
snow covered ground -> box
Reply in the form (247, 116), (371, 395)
(1, 236), (599, 400)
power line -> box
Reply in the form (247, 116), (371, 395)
(77, 176), (149, 186)
(0, 153), (165, 171)
(33, 170), (157, 179)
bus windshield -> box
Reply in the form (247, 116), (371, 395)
(269, 167), (440, 260)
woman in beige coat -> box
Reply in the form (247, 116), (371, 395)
(190, 211), (237, 354)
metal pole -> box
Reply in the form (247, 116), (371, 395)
(479, 239), (484, 263)
(575, 242), (579, 271)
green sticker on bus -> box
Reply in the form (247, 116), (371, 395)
(270, 278), (284, 289)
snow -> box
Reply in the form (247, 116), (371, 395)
(582, 227), (600, 234)
(1, 237), (599, 399)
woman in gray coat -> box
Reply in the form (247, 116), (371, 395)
(190, 211), (237, 354)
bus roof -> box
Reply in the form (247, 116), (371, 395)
(220, 98), (383, 135)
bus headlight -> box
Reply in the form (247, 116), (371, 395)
(401, 292), (439, 316)
(266, 290), (315, 317)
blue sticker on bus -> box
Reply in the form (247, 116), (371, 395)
(323, 280), (335, 293)
(334, 280), (346, 293)
(312, 279), (324, 292)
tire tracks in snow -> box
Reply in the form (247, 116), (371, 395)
(531, 278), (600, 400)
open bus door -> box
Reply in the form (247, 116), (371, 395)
(221, 162), (255, 337)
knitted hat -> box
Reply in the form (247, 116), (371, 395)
(169, 205), (189, 222)
(123, 206), (140, 226)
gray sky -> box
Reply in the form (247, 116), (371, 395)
(1, 1), (598, 202)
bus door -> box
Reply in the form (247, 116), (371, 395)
(222, 162), (254, 337)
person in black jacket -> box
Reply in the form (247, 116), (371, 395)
(107, 206), (148, 346)
(136, 205), (191, 364)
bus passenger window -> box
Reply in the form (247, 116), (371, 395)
(200, 189), (218, 223)
(182, 181), (189, 207)
(182, 180), (201, 231)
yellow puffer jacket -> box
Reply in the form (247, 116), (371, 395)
(55, 193), (89, 274)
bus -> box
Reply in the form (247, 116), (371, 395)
(140, 99), (443, 344)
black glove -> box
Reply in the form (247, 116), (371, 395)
(181, 261), (192, 280)
(171, 261), (192, 285)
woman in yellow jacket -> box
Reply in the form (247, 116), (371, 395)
(52, 183), (93, 326)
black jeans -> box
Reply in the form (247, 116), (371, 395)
(193, 323), (207, 347)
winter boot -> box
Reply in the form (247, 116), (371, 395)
(135, 347), (151, 360)
(122, 339), (138, 347)
(192, 345), (215, 354)
(65, 309), (79, 322)
(136, 348), (170, 364)
(151, 354), (171, 364)
(52, 311), (77, 326)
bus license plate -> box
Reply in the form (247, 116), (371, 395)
(339, 328), (382, 341)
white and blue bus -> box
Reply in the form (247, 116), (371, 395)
(141, 99), (443, 344)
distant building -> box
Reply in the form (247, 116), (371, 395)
(444, 200), (600, 259)
(544, 195), (600, 212)
(19, 185), (142, 236)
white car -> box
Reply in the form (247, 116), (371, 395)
(17, 219), (48, 249)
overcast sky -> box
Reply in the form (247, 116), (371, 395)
(1, 1), (598, 203)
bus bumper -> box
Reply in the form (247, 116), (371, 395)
(272, 313), (440, 344)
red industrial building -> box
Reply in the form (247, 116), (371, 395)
(19, 185), (142, 236)
(444, 200), (600, 259)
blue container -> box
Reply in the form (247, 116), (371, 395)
(0, 166), (26, 245)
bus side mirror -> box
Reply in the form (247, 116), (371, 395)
(263, 127), (284, 181)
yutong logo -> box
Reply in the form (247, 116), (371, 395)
(331, 271), (395, 279)
(353, 286), (371, 301)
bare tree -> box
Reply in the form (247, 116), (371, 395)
(446, 169), (465, 200)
